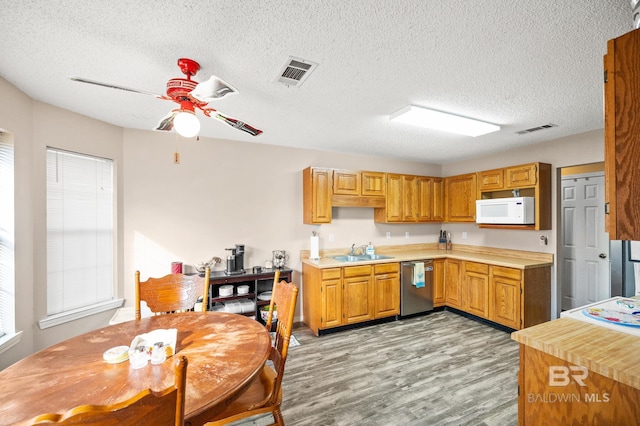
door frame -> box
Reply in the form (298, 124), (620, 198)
(557, 162), (608, 314)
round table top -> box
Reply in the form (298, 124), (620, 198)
(0, 312), (271, 425)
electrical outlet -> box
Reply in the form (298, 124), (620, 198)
(329, 233), (334, 242)
(462, 232), (467, 240)
(539, 235), (548, 246)
(386, 231), (391, 239)
(405, 231), (410, 239)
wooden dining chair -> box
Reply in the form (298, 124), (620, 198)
(204, 278), (299, 426)
(135, 267), (210, 320)
(27, 355), (188, 426)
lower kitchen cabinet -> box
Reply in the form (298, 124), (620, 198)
(489, 265), (521, 329)
(433, 258), (446, 307)
(320, 268), (342, 329)
(373, 263), (400, 318)
(440, 260), (550, 330)
(343, 265), (374, 324)
(302, 262), (400, 335)
(444, 259), (463, 309)
(462, 261), (489, 319)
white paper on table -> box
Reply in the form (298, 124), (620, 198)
(129, 328), (178, 357)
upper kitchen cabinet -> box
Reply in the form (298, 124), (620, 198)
(417, 176), (444, 221)
(303, 167), (332, 224)
(374, 174), (443, 223)
(331, 169), (386, 208)
(444, 173), (477, 222)
(604, 29), (640, 240)
(476, 162), (552, 230)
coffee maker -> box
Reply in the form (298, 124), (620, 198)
(225, 244), (245, 275)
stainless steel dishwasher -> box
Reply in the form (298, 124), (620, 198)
(400, 260), (434, 316)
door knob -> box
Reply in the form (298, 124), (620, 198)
(599, 253), (607, 259)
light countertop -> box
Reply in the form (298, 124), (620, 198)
(512, 317), (640, 391)
(301, 243), (553, 270)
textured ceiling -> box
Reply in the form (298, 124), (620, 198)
(0, 1), (634, 164)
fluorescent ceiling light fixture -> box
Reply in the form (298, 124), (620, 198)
(390, 105), (500, 137)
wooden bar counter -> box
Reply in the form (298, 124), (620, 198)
(511, 317), (640, 425)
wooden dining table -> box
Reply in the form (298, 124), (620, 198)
(0, 312), (271, 426)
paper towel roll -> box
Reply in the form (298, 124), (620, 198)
(310, 235), (320, 259)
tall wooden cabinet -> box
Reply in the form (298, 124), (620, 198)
(604, 29), (640, 240)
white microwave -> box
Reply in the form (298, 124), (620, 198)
(476, 197), (535, 225)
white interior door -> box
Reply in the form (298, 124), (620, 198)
(561, 173), (610, 310)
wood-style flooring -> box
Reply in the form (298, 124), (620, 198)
(235, 310), (519, 426)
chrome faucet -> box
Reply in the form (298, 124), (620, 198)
(350, 244), (368, 255)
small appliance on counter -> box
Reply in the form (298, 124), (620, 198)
(225, 244), (246, 275)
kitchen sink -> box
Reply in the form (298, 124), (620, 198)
(332, 254), (395, 262)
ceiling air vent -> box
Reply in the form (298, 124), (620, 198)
(276, 57), (318, 87)
(515, 123), (557, 135)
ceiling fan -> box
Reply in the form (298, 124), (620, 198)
(71, 58), (262, 138)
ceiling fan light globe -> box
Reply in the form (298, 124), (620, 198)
(174, 110), (200, 138)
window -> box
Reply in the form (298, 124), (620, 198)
(43, 148), (119, 327)
(0, 134), (15, 342)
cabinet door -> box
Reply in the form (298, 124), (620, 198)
(604, 31), (640, 240)
(445, 173), (477, 222)
(444, 259), (462, 308)
(343, 274), (374, 324)
(402, 175), (418, 221)
(333, 169), (360, 195)
(321, 277), (343, 328)
(463, 262), (489, 318)
(373, 269), (399, 318)
(417, 176), (433, 221)
(477, 169), (504, 191)
(362, 171), (386, 196)
(303, 167), (332, 224)
(490, 266), (521, 329)
(431, 178), (445, 221)
(505, 164), (537, 188)
(433, 258), (446, 306)
(385, 174), (404, 222)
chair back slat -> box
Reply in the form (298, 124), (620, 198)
(136, 268), (210, 320)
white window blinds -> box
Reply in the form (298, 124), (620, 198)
(46, 148), (114, 315)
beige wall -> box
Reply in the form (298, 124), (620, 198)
(0, 75), (605, 369)
(0, 77), (124, 369)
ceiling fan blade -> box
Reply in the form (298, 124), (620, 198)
(213, 112), (263, 136)
(70, 77), (163, 98)
(155, 110), (178, 131)
(190, 75), (237, 102)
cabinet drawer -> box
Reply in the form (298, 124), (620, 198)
(374, 263), (399, 274)
(343, 265), (372, 277)
(464, 261), (489, 275)
(322, 268), (342, 280)
(491, 266), (521, 280)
